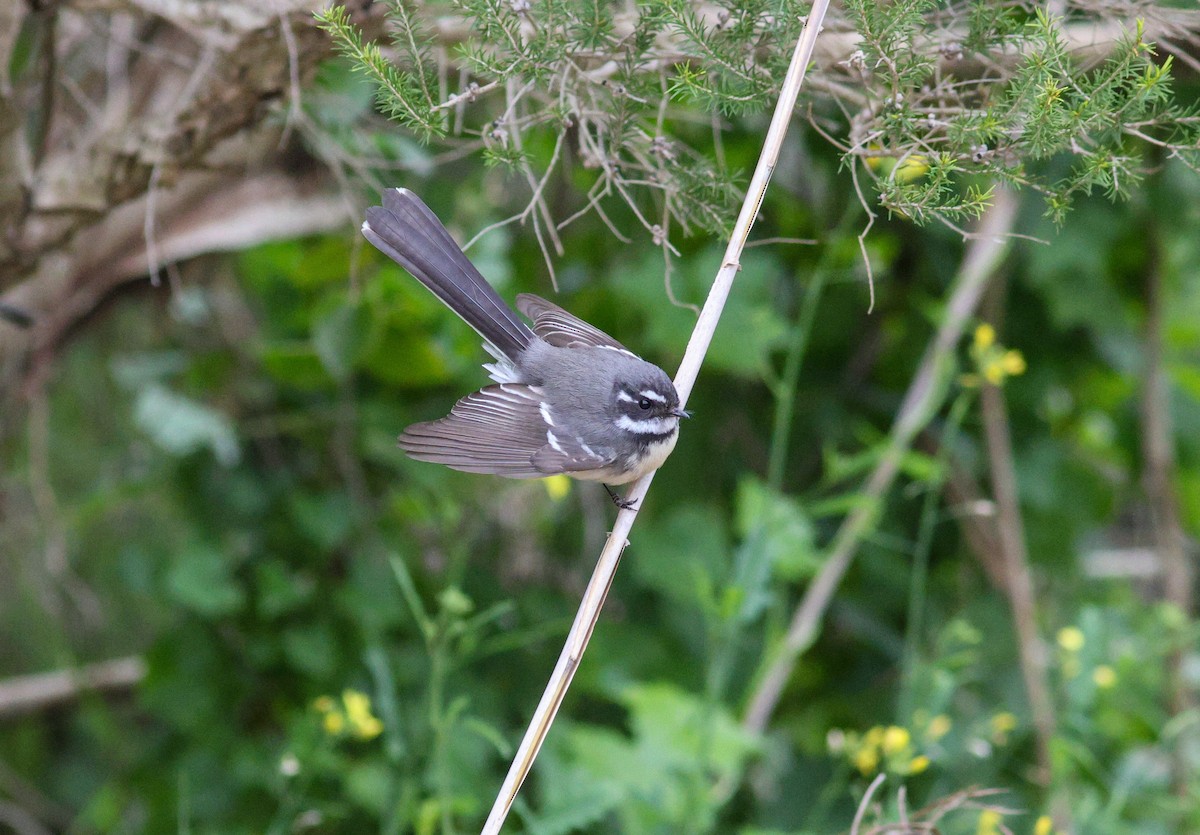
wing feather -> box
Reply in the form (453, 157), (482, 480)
(399, 384), (615, 478)
(515, 294), (634, 355)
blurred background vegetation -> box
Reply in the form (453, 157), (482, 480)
(1, 1), (1199, 834)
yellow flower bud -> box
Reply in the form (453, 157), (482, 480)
(853, 745), (879, 775)
(926, 714), (952, 741)
(895, 154), (930, 183)
(864, 725), (885, 747)
(1034, 814), (1054, 835)
(906, 755), (931, 774)
(1092, 665), (1117, 689)
(543, 474), (571, 501)
(977, 809), (1002, 835)
(882, 726), (911, 755)
(343, 689), (384, 740)
(1001, 350), (1026, 376)
(974, 323), (996, 350)
(990, 712), (1017, 743)
(322, 710), (345, 735)
(1057, 626), (1085, 652)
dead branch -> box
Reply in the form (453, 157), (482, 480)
(743, 188), (1019, 735)
(0, 656), (146, 718)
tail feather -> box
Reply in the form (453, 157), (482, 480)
(362, 189), (534, 360)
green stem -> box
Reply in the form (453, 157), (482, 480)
(766, 203), (860, 490)
(896, 391), (970, 722)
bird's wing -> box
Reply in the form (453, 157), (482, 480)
(399, 384), (616, 478)
(515, 294), (635, 355)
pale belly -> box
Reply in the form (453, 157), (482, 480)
(569, 430), (679, 485)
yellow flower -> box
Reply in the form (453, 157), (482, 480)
(1057, 626), (1085, 652)
(894, 154), (930, 183)
(977, 809), (1003, 835)
(853, 745), (879, 775)
(543, 474), (571, 501)
(991, 712), (1017, 733)
(343, 689), (384, 740)
(974, 323), (996, 351)
(991, 712), (1017, 744)
(864, 146), (929, 183)
(882, 726), (911, 755)
(864, 726), (885, 748)
(1001, 350), (1026, 376)
(966, 325), (1025, 387)
(1092, 665), (1117, 689)
(1034, 815), (1055, 835)
(926, 714), (952, 741)
(322, 710), (345, 735)
(906, 755), (931, 774)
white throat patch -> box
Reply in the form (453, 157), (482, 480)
(615, 414), (677, 435)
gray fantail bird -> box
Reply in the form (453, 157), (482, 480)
(362, 189), (688, 505)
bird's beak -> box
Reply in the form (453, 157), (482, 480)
(671, 407), (691, 419)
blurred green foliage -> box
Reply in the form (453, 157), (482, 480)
(3, 12), (1200, 835)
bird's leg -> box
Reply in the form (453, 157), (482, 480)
(604, 484), (637, 510)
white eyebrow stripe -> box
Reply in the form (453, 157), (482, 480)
(617, 390), (637, 403)
(638, 389), (667, 403)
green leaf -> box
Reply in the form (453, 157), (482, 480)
(540, 682), (760, 831)
(254, 560), (315, 620)
(281, 622), (338, 678)
(345, 762), (393, 816)
(313, 299), (375, 381)
(289, 491), (354, 551)
(110, 350), (188, 388)
(134, 384), (239, 465)
(166, 544), (246, 617)
(523, 775), (620, 835)
(633, 505), (729, 605)
(259, 342), (334, 390)
(734, 476), (819, 585)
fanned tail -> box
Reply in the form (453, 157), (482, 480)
(362, 189), (534, 361)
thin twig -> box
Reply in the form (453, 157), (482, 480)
(1138, 203), (1195, 796)
(275, 2), (303, 148)
(848, 158), (878, 312)
(506, 78), (564, 261)
(0, 657), (146, 717)
(745, 236), (818, 248)
(479, 5), (835, 832)
(850, 773), (888, 834)
(742, 187), (1019, 735)
(980, 286), (1057, 786)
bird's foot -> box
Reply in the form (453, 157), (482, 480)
(604, 484), (638, 510)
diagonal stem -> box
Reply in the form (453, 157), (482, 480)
(480, 4), (834, 832)
(742, 188), (1019, 734)
(979, 334), (1056, 781)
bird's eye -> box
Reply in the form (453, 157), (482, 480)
(638, 398), (651, 410)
